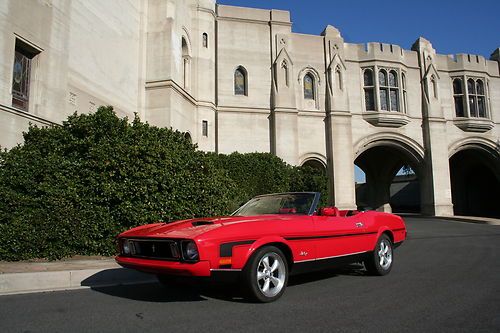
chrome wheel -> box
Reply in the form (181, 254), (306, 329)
(256, 252), (286, 298)
(378, 239), (393, 270)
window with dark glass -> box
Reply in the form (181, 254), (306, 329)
(202, 120), (208, 137)
(363, 67), (401, 112)
(378, 70), (389, 111)
(476, 80), (486, 118)
(363, 69), (375, 111)
(12, 39), (39, 111)
(202, 33), (208, 48)
(234, 67), (247, 95)
(402, 72), (407, 113)
(452, 76), (488, 119)
(467, 79), (478, 117)
(303, 73), (315, 100)
(453, 78), (465, 117)
(466, 78), (487, 118)
(388, 70), (399, 111)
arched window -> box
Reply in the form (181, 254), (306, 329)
(467, 78), (478, 117)
(402, 72), (407, 113)
(363, 69), (375, 111)
(378, 70), (389, 111)
(303, 73), (315, 100)
(234, 66), (247, 95)
(476, 80), (486, 118)
(453, 78), (465, 117)
(388, 70), (399, 111)
(184, 132), (192, 143)
(202, 33), (208, 48)
(181, 37), (190, 90)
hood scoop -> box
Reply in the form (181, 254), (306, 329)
(191, 221), (214, 227)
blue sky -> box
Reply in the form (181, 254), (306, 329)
(217, 0), (499, 58)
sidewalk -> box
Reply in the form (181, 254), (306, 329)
(0, 256), (156, 296)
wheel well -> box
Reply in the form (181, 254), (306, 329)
(257, 242), (294, 270)
(382, 230), (394, 243)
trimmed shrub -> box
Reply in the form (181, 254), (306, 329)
(206, 152), (293, 211)
(0, 107), (235, 260)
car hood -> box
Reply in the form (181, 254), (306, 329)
(119, 215), (293, 239)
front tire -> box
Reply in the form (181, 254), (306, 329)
(365, 234), (393, 276)
(243, 246), (288, 302)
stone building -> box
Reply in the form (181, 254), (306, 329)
(1, 0), (499, 217)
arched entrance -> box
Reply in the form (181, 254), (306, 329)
(354, 138), (424, 213)
(449, 144), (500, 218)
(301, 158), (326, 172)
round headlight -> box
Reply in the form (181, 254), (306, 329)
(122, 239), (131, 255)
(184, 241), (199, 261)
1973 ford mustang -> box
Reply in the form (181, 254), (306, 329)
(116, 192), (406, 302)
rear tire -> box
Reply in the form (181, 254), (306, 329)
(365, 234), (393, 276)
(243, 246), (288, 302)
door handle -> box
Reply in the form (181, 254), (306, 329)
(355, 222), (364, 228)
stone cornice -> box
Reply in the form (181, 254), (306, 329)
(0, 104), (57, 126)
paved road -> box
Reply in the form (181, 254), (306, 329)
(1, 218), (499, 332)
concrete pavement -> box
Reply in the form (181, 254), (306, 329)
(0, 256), (156, 296)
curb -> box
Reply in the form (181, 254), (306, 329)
(0, 267), (157, 296)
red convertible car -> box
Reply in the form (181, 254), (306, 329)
(116, 192), (406, 302)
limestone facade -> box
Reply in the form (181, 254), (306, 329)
(1, 0), (499, 216)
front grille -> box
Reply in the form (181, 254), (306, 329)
(128, 239), (180, 260)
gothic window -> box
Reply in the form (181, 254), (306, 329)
(303, 73), (315, 100)
(402, 72), (407, 113)
(363, 67), (401, 112)
(234, 66), (247, 95)
(202, 33), (208, 48)
(379, 70), (389, 111)
(182, 37), (190, 90)
(452, 77), (488, 118)
(476, 80), (486, 118)
(12, 39), (40, 111)
(453, 78), (465, 117)
(467, 79), (477, 117)
(363, 69), (375, 111)
(388, 70), (399, 111)
(467, 78), (487, 118)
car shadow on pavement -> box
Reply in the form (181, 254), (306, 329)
(90, 281), (252, 303)
(86, 264), (366, 303)
(288, 263), (365, 286)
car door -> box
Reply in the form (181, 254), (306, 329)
(313, 214), (372, 260)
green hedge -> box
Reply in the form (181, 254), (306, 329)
(0, 107), (235, 260)
(0, 107), (328, 260)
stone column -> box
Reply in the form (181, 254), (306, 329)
(270, 27), (298, 165)
(323, 26), (356, 210)
(412, 37), (454, 216)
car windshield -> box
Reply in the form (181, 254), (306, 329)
(232, 193), (318, 216)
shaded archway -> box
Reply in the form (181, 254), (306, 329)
(354, 140), (424, 213)
(301, 158), (326, 172)
(449, 145), (500, 218)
